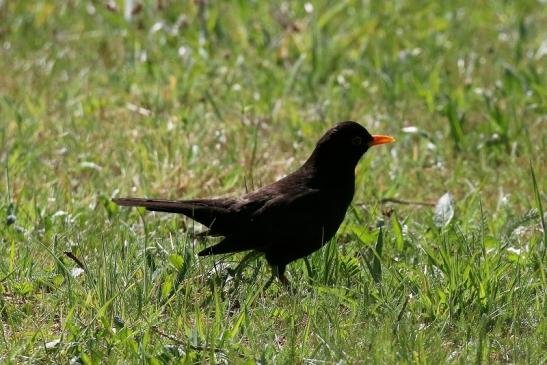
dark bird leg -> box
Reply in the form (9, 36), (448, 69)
(275, 264), (290, 287)
(263, 263), (290, 291)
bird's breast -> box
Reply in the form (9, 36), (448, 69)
(320, 188), (353, 234)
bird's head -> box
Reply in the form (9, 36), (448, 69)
(309, 121), (395, 172)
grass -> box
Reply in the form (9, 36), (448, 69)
(0, 0), (545, 363)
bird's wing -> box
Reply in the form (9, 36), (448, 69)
(112, 197), (239, 230)
(196, 190), (316, 256)
(250, 187), (324, 230)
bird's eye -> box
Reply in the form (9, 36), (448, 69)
(352, 136), (363, 146)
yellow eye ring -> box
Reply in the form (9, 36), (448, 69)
(352, 136), (363, 146)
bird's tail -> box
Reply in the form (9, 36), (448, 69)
(113, 198), (195, 214)
(112, 197), (232, 230)
(114, 197), (255, 256)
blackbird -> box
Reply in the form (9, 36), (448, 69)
(113, 121), (394, 286)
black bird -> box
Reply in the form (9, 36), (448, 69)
(113, 121), (395, 286)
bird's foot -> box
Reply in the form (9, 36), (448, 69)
(279, 273), (290, 287)
(262, 266), (295, 293)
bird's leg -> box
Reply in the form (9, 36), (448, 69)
(272, 264), (291, 288)
(262, 265), (286, 291)
(277, 266), (290, 287)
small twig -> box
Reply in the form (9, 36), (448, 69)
(380, 198), (436, 207)
(63, 251), (86, 271)
(152, 326), (226, 354)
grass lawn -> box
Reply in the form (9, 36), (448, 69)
(0, 1), (545, 363)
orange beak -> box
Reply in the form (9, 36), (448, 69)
(369, 135), (396, 147)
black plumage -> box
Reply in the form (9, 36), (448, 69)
(113, 121), (395, 286)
